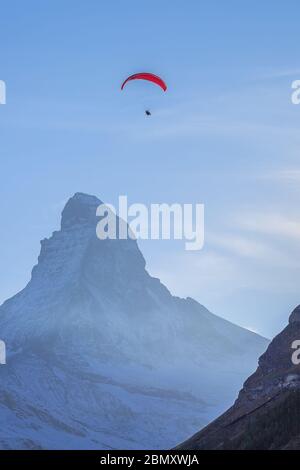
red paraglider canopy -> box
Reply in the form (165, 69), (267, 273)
(121, 73), (167, 92)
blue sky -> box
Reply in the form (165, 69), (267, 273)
(1, 0), (300, 337)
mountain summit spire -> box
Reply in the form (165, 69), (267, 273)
(61, 192), (102, 230)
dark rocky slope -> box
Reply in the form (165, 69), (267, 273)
(178, 306), (300, 450)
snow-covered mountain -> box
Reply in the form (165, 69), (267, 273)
(0, 193), (268, 449)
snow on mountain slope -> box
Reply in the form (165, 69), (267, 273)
(0, 193), (268, 449)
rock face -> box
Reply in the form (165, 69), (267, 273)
(178, 306), (300, 450)
(0, 193), (268, 450)
(289, 305), (300, 324)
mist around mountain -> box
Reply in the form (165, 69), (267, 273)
(178, 306), (300, 450)
(0, 193), (268, 449)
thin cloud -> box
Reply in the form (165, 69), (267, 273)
(209, 233), (293, 266)
(258, 68), (300, 79)
(264, 168), (300, 183)
(236, 212), (300, 241)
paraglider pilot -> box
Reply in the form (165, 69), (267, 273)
(121, 73), (167, 117)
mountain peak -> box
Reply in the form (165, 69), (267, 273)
(61, 192), (102, 230)
(289, 305), (300, 324)
(0, 191), (268, 450)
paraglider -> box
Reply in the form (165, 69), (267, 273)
(121, 72), (167, 116)
(121, 73), (167, 92)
